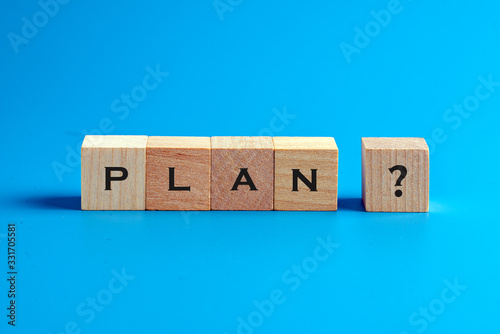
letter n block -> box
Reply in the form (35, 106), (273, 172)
(362, 137), (429, 212)
(146, 136), (211, 210)
(273, 137), (338, 211)
(81, 135), (148, 210)
(211, 137), (274, 210)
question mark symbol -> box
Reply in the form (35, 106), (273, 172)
(388, 165), (407, 197)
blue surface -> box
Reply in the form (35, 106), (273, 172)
(1, 0), (500, 333)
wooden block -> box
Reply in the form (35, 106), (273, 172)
(146, 136), (211, 210)
(362, 137), (429, 212)
(81, 135), (147, 210)
(273, 137), (338, 211)
(211, 137), (274, 210)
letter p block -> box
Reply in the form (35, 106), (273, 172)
(81, 135), (147, 210)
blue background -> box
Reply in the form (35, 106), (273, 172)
(1, 0), (499, 333)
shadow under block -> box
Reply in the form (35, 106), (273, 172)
(362, 137), (429, 212)
(81, 135), (148, 210)
(211, 137), (274, 210)
(273, 137), (338, 211)
(146, 136), (211, 210)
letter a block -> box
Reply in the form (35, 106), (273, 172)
(146, 136), (211, 210)
(81, 135), (148, 210)
(273, 137), (338, 211)
(362, 138), (429, 212)
(211, 137), (274, 210)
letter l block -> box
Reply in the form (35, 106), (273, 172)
(146, 136), (211, 210)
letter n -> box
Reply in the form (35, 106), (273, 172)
(292, 169), (317, 191)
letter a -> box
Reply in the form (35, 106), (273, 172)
(231, 168), (257, 191)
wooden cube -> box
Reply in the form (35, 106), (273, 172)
(273, 137), (338, 211)
(146, 136), (211, 210)
(362, 137), (429, 212)
(211, 137), (274, 210)
(81, 135), (148, 210)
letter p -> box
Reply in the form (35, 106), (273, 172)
(105, 167), (128, 190)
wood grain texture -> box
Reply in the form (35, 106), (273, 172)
(211, 137), (274, 210)
(146, 136), (211, 210)
(273, 137), (338, 211)
(81, 135), (147, 210)
(362, 137), (429, 212)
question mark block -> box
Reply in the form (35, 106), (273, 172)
(81, 135), (148, 210)
(273, 137), (338, 211)
(362, 138), (429, 212)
